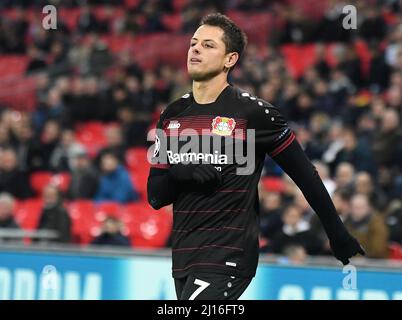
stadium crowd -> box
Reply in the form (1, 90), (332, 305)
(0, 0), (402, 261)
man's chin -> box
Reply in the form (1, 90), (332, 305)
(188, 69), (221, 82)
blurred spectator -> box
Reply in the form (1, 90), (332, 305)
(334, 162), (355, 192)
(12, 121), (43, 172)
(95, 126), (127, 168)
(0, 148), (33, 199)
(359, 6), (386, 43)
(316, 2), (352, 43)
(37, 184), (72, 243)
(372, 109), (402, 168)
(117, 106), (149, 147)
(354, 171), (387, 211)
(0, 192), (21, 244)
(91, 216), (131, 247)
(368, 45), (390, 92)
(0, 192), (19, 230)
(279, 7), (314, 44)
(95, 152), (139, 203)
(338, 46), (363, 88)
(50, 128), (85, 172)
(0, 124), (11, 148)
(88, 37), (113, 76)
(270, 205), (324, 255)
(278, 244), (307, 265)
(344, 193), (389, 259)
(39, 120), (62, 171)
(67, 147), (99, 200)
(141, 0), (167, 33)
(332, 128), (376, 174)
(26, 45), (47, 74)
(259, 190), (284, 250)
(385, 203), (402, 245)
(77, 5), (102, 34)
(289, 92), (316, 125)
(32, 88), (68, 137)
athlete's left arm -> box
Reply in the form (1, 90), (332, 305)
(252, 100), (365, 265)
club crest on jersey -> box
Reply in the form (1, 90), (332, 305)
(211, 116), (236, 136)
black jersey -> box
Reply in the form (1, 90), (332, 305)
(150, 85), (295, 279)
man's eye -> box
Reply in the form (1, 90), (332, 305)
(190, 43), (196, 47)
(205, 44), (213, 48)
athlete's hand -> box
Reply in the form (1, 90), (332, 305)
(169, 163), (222, 186)
(329, 234), (366, 265)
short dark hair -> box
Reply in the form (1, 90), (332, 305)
(200, 13), (247, 60)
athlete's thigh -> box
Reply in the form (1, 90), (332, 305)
(179, 273), (251, 300)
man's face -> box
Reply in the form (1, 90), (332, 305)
(1, 150), (17, 172)
(101, 154), (118, 173)
(283, 207), (302, 227)
(43, 186), (59, 207)
(187, 25), (229, 81)
(350, 195), (370, 221)
(0, 201), (12, 221)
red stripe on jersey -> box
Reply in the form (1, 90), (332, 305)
(270, 132), (296, 157)
(151, 163), (170, 169)
(172, 226), (245, 233)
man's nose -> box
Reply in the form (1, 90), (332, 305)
(192, 44), (201, 54)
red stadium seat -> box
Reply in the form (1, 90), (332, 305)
(14, 198), (43, 230)
(173, 0), (188, 12)
(94, 202), (122, 221)
(125, 147), (149, 172)
(67, 200), (95, 220)
(124, 203), (172, 249)
(30, 172), (52, 195)
(126, 147), (150, 200)
(0, 56), (29, 79)
(389, 243), (402, 260)
(30, 172), (71, 194)
(162, 14), (182, 32)
(75, 121), (108, 157)
(124, 0), (141, 9)
(67, 200), (95, 243)
(50, 173), (71, 193)
(261, 177), (285, 193)
(286, 0), (330, 20)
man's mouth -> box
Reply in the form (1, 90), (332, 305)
(189, 58), (202, 64)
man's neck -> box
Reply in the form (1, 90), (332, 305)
(192, 75), (229, 104)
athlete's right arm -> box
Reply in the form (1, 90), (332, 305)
(147, 115), (178, 210)
(147, 117), (222, 210)
(147, 167), (179, 210)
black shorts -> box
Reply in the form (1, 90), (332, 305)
(174, 272), (252, 300)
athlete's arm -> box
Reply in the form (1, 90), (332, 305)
(250, 97), (365, 264)
(272, 138), (365, 264)
(148, 167), (178, 210)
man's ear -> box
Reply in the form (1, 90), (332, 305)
(224, 52), (239, 70)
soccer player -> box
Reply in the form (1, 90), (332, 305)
(147, 13), (365, 300)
